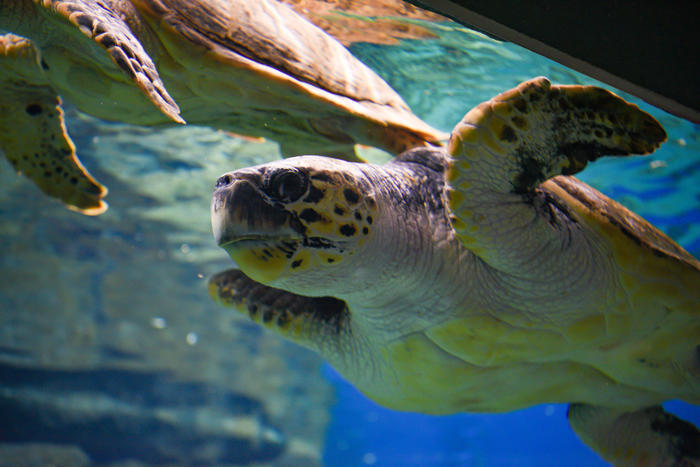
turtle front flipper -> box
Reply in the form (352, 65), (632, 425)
(0, 34), (107, 215)
(31, 0), (182, 124)
(568, 403), (700, 465)
(446, 77), (666, 271)
(209, 269), (349, 353)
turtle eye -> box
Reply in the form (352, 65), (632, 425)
(269, 169), (308, 202)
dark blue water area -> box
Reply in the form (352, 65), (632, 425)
(322, 365), (700, 466)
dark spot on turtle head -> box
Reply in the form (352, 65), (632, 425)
(366, 215), (373, 224)
(354, 212), (362, 221)
(499, 124), (517, 142)
(528, 92), (541, 103)
(291, 259), (303, 269)
(25, 104), (43, 116)
(70, 177), (78, 185)
(40, 59), (49, 70)
(289, 217), (307, 235)
(334, 205), (346, 216)
(362, 227), (369, 235)
(299, 208), (322, 222)
(339, 224), (357, 237)
(311, 173), (332, 182)
(304, 185), (324, 203)
(326, 257), (335, 263)
(343, 188), (359, 204)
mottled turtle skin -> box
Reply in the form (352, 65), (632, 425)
(210, 78), (700, 465)
(0, 0), (445, 214)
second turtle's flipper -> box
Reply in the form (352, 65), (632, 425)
(568, 403), (700, 466)
(0, 34), (107, 215)
(208, 269), (348, 353)
(448, 77), (666, 195)
(446, 77), (667, 271)
(39, 0), (182, 123)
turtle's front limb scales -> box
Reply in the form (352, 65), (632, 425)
(445, 77), (666, 274)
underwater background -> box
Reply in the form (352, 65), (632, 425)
(1, 4), (698, 466)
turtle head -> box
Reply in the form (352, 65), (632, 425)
(211, 156), (378, 294)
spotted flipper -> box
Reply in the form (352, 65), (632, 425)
(0, 34), (107, 214)
(208, 269), (348, 351)
(569, 404), (700, 465)
(38, 0), (182, 123)
(446, 77), (667, 270)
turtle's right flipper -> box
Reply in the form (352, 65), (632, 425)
(0, 34), (107, 215)
(446, 77), (667, 271)
(448, 77), (666, 195)
(208, 268), (348, 352)
(568, 403), (700, 465)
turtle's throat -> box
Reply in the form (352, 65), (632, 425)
(222, 238), (301, 285)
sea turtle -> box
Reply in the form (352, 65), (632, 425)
(0, 0), (445, 215)
(209, 77), (700, 465)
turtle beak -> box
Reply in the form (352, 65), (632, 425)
(210, 171), (295, 248)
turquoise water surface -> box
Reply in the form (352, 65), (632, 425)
(1, 11), (698, 467)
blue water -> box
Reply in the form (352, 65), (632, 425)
(1, 9), (698, 467)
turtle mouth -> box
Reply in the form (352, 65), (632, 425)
(218, 235), (302, 252)
(219, 235), (287, 248)
(211, 176), (302, 247)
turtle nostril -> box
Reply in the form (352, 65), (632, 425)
(216, 174), (233, 188)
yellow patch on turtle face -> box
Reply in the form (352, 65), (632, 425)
(213, 159), (380, 286)
(225, 243), (293, 284)
(281, 169), (377, 265)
